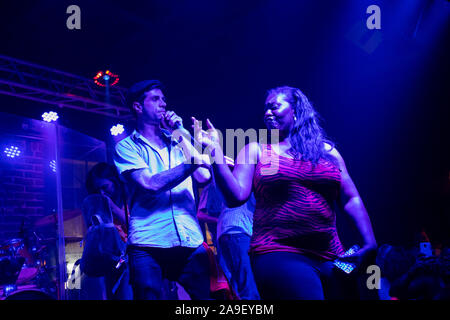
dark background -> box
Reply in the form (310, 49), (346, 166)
(0, 0), (449, 248)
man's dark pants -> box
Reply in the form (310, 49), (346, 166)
(127, 244), (211, 300)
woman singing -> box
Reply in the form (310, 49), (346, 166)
(192, 86), (377, 299)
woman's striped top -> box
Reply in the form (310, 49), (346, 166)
(250, 144), (345, 261)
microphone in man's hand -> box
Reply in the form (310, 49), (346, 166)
(173, 121), (183, 130)
(163, 111), (183, 130)
(168, 118), (183, 131)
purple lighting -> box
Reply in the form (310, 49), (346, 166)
(4, 146), (21, 158)
(110, 124), (124, 136)
(42, 111), (59, 122)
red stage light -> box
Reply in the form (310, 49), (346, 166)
(93, 69), (119, 87)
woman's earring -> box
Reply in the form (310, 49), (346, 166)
(293, 115), (297, 121)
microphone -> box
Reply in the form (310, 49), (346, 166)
(174, 121), (183, 130)
(162, 111), (183, 131)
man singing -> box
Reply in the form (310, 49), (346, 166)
(114, 80), (212, 300)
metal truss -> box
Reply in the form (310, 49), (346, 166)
(0, 54), (132, 120)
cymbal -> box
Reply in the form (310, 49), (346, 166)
(35, 245), (47, 254)
(34, 209), (82, 227)
(36, 237), (83, 244)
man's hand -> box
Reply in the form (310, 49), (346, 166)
(161, 110), (183, 132)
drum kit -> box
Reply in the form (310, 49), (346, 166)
(0, 237), (56, 300)
(0, 209), (83, 300)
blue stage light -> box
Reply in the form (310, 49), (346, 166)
(4, 146), (21, 158)
(42, 111), (59, 122)
(110, 124), (124, 136)
(50, 160), (57, 172)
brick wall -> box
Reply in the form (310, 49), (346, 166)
(0, 138), (52, 243)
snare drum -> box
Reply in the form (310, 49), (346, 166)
(0, 284), (54, 300)
(1, 239), (38, 284)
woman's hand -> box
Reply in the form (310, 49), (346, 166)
(191, 117), (221, 150)
(338, 244), (378, 271)
(100, 192), (127, 225)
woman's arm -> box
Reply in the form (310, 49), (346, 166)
(100, 193), (128, 242)
(213, 141), (259, 207)
(101, 191), (127, 225)
(327, 145), (377, 252)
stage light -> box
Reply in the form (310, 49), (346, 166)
(42, 111), (59, 122)
(4, 146), (21, 158)
(50, 160), (56, 172)
(110, 124), (124, 136)
(94, 69), (119, 87)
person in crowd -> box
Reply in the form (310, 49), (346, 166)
(192, 86), (377, 299)
(81, 162), (133, 300)
(196, 182), (221, 251)
(196, 155), (236, 250)
(376, 244), (417, 300)
(216, 190), (260, 300)
(389, 253), (450, 300)
(198, 158), (260, 300)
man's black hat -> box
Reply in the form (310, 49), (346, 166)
(126, 80), (164, 108)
